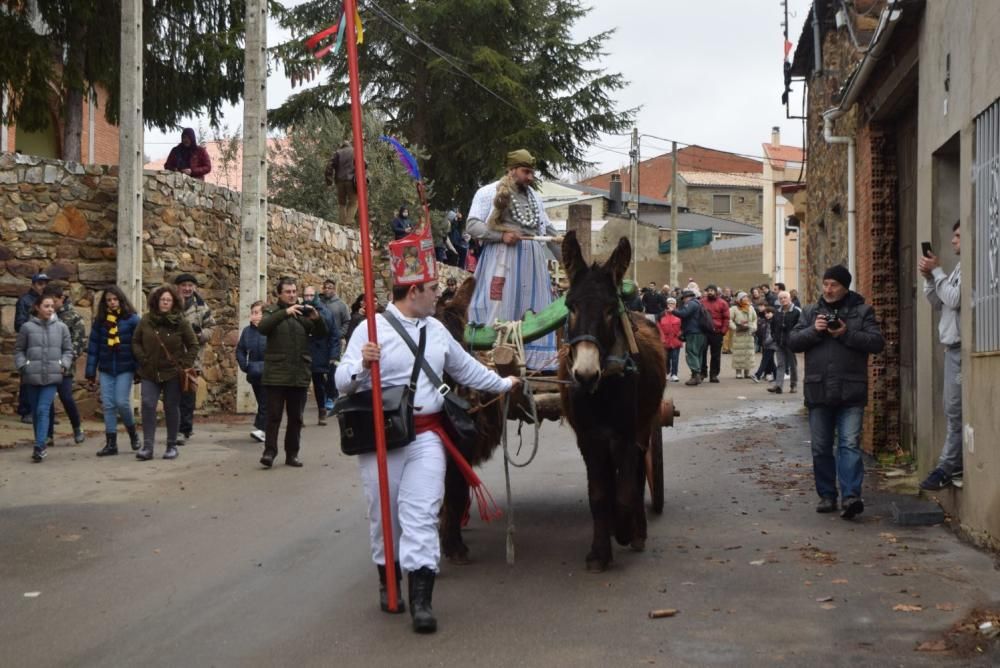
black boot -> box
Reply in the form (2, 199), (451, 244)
(96, 433), (118, 457)
(377, 563), (406, 614)
(408, 567), (438, 634)
(126, 425), (140, 451)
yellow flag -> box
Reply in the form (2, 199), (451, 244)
(354, 9), (364, 44)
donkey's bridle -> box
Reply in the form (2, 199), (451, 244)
(563, 297), (637, 377)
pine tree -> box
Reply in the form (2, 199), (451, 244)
(0, 0), (246, 161)
(271, 0), (634, 208)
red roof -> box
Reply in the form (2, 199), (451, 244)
(761, 143), (805, 170)
(579, 145), (763, 199)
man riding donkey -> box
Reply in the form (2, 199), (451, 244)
(336, 221), (522, 634)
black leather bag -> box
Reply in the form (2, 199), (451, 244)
(383, 313), (478, 459)
(334, 326), (425, 456)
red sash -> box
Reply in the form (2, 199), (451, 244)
(414, 413), (501, 522)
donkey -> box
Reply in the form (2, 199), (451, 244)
(433, 278), (506, 564)
(559, 232), (667, 572)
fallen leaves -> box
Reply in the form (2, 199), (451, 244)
(893, 604), (924, 612)
(648, 608), (679, 619)
(915, 639), (949, 652)
(936, 603), (957, 612)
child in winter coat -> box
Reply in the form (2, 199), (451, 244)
(14, 294), (73, 462)
(657, 297), (683, 382)
(236, 301), (267, 442)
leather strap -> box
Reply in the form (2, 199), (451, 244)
(384, 312), (449, 397)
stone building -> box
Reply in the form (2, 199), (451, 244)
(791, 0), (1000, 550)
(667, 171), (764, 228)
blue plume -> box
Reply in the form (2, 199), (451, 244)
(379, 135), (421, 181)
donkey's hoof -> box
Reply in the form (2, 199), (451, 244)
(585, 551), (610, 573)
(447, 552), (472, 566)
(630, 537), (646, 552)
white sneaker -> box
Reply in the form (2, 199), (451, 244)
(670, 374), (679, 382)
(250, 429), (266, 443)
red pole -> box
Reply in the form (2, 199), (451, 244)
(343, 0), (400, 612)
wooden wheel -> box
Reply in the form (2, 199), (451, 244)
(646, 427), (664, 514)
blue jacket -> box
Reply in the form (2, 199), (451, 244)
(673, 298), (705, 336)
(85, 312), (140, 378)
(308, 303), (340, 373)
(14, 291), (39, 333)
(236, 324), (267, 381)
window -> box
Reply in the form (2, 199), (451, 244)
(713, 194), (731, 214)
(757, 194), (764, 215)
(974, 98), (1000, 352)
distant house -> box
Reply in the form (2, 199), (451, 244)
(577, 145), (763, 200)
(2, 84), (119, 164)
(761, 127), (806, 290)
(666, 171), (764, 228)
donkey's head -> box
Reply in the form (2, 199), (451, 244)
(562, 232), (631, 391)
(434, 276), (477, 342)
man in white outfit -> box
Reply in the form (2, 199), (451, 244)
(336, 226), (520, 634)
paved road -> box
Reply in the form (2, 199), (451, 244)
(2, 379), (999, 667)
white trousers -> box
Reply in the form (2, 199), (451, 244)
(358, 431), (446, 573)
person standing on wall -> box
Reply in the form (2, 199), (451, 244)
(87, 286), (142, 456)
(918, 221), (963, 490)
(14, 293), (72, 462)
(258, 277), (328, 468)
(174, 273), (215, 444)
(164, 128), (212, 180)
(325, 140), (360, 226)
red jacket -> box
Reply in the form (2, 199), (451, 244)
(657, 312), (683, 349)
(703, 295), (731, 335)
(164, 145), (212, 180)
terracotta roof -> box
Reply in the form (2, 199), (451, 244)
(579, 145), (762, 199)
(677, 171), (764, 188)
(761, 143), (805, 170)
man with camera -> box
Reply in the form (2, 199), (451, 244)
(789, 265), (885, 519)
(918, 221), (963, 490)
(257, 277), (328, 468)
(336, 227), (520, 634)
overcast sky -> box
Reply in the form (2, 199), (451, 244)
(147, 0), (814, 171)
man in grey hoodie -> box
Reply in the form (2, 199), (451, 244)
(918, 221), (963, 491)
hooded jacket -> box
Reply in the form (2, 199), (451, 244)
(164, 128), (212, 180)
(15, 316), (73, 386)
(236, 323), (267, 381)
(788, 291), (885, 408)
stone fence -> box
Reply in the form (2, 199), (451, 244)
(0, 153), (468, 415)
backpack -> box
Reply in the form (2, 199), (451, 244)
(697, 304), (715, 334)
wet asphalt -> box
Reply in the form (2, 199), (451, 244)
(2, 372), (1000, 667)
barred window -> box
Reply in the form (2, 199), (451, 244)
(973, 98), (1000, 352)
(713, 194), (731, 215)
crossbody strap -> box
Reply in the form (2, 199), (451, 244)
(384, 312), (447, 396)
(152, 329), (180, 367)
(407, 324), (427, 392)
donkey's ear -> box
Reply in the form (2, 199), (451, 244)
(561, 230), (587, 280)
(604, 236), (632, 286)
(450, 277), (476, 311)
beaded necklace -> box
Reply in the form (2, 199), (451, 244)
(509, 190), (541, 231)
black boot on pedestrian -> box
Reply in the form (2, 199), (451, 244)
(126, 425), (140, 451)
(840, 497), (864, 520)
(378, 563), (406, 614)
(815, 497), (838, 513)
(408, 567), (438, 634)
(136, 443), (154, 461)
(709, 375), (719, 383)
(163, 442), (179, 460)
(260, 451), (275, 468)
(97, 433), (118, 457)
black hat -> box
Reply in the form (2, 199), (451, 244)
(681, 289), (696, 299)
(174, 273), (199, 286)
(822, 265), (852, 289)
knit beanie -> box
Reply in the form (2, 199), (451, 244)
(822, 265), (852, 289)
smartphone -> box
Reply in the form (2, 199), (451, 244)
(921, 241), (933, 258)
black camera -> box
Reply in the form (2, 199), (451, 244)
(300, 304), (316, 315)
(822, 311), (842, 329)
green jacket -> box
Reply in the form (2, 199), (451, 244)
(258, 302), (329, 387)
(132, 312), (198, 383)
(56, 303), (87, 376)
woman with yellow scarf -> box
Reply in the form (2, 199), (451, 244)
(729, 292), (758, 378)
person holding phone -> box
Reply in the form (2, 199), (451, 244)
(918, 221), (963, 490)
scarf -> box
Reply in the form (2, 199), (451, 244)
(106, 307), (121, 349)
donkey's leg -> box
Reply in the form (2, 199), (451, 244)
(440, 459), (471, 564)
(582, 442), (614, 572)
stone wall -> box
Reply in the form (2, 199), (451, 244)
(685, 185), (763, 228)
(0, 154), (458, 415)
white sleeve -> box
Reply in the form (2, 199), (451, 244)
(335, 322), (372, 394)
(443, 333), (512, 394)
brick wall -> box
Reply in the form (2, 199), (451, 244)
(80, 86), (119, 165)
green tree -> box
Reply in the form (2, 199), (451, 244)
(271, 0), (634, 208)
(0, 0), (247, 161)
(268, 109), (431, 245)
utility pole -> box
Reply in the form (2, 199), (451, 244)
(117, 0), (143, 310)
(629, 127), (639, 282)
(237, 0), (268, 414)
(670, 141), (679, 288)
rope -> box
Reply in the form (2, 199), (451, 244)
(501, 394), (516, 565)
